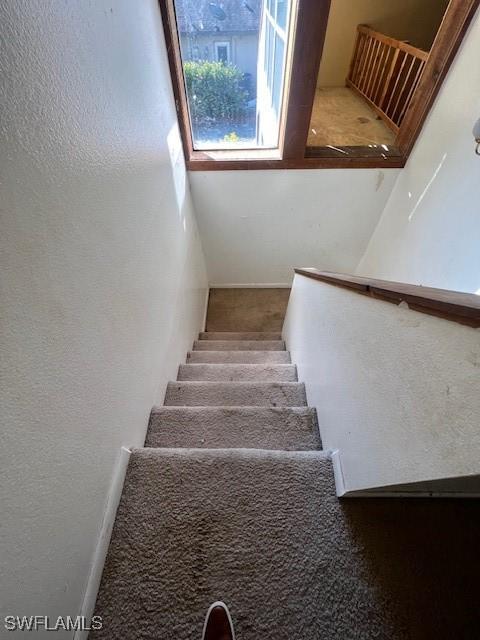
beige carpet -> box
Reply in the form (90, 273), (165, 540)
(92, 449), (402, 640)
(206, 289), (290, 332)
(308, 87), (396, 147)
(146, 406), (321, 450)
(93, 329), (480, 639)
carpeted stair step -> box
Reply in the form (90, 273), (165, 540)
(187, 350), (291, 364)
(145, 406), (321, 450)
(193, 340), (285, 351)
(199, 331), (282, 341)
(92, 449), (399, 640)
(164, 381), (307, 407)
(177, 363), (297, 382)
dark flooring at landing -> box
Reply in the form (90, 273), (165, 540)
(342, 497), (480, 639)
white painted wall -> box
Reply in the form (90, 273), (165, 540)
(0, 0), (207, 634)
(190, 169), (399, 285)
(283, 275), (480, 494)
(357, 10), (480, 294)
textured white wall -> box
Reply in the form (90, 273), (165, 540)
(284, 275), (480, 493)
(190, 169), (399, 285)
(357, 10), (480, 294)
(0, 0), (207, 633)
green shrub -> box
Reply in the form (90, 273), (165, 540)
(223, 131), (240, 143)
(183, 60), (247, 123)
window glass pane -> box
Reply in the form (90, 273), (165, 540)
(173, 0), (292, 150)
(276, 0), (288, 30)
(272, 35), (284, 117)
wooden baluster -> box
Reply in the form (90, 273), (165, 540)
(385, 51), (408, 119)
(379, 46), (399, 111)
(391, 54), (417, 124)
(348, 29), (363, 84)
(398, 58), (426, 124)
(372, 42), (390, 104)
(365, 39), (382, 99)
(360, 36), (376, 93)
(356, 34), (371, 91)
(367, 38), (383, 96)
(370, 41), (388, 101)
(362, 38), (376, 96)
(354, 33), (368, 86)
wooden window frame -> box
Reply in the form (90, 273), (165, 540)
(159, 0), (479, 171)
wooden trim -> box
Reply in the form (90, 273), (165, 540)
(396, 0), (480, 155)
(187, 155), (405, 171)
(305, 145), (401, 159)
(294, 269), (480, 327)
(282, 0), (331, 159)
(357, 25), (429, 61)
(159, 0), (194, 160)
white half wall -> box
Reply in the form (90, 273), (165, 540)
(190, 168), (399, 285)
(356, 9), (480, 294)
(283, 275), (480, 494)
(0, 0), (207, 634)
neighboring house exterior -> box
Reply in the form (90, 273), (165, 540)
(176, 0), (261, 91)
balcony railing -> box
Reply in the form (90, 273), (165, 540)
(347, 25), (429, 133)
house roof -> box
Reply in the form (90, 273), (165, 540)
(175, 0), (261, 34)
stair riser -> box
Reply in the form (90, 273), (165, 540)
(187, 351), (291, 364)
(164, 382), (307, 407)
(177, 364), (297, 382)
(199, 332), (282, 341)
(193, 340), (285, 351)
(146, 406), (321, 450)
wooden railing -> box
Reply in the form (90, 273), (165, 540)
(347, 25), (429, 133)
(294, 269), (480, 328)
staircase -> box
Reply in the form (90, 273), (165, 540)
(92, 331), (401, 639)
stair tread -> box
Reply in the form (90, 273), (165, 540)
(164, 381), (307, 407)
(146, 406), (321, 450)
(187, 350), (291, 363)
(193, 340), (285, 351)
(199, 331), (282, 340)
(177, 363), (297, 382)
(92, 449), (398, 639)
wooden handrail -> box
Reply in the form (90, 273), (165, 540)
(357, 25), (429, 61)
(347, 25), (429, 133)
(294, 269), (480, 328)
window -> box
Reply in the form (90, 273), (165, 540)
(257, 0), (290, 146)
(160, 0), (480, 169)
(214, 41), (230, 64)
(169, 0), (293, 150)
